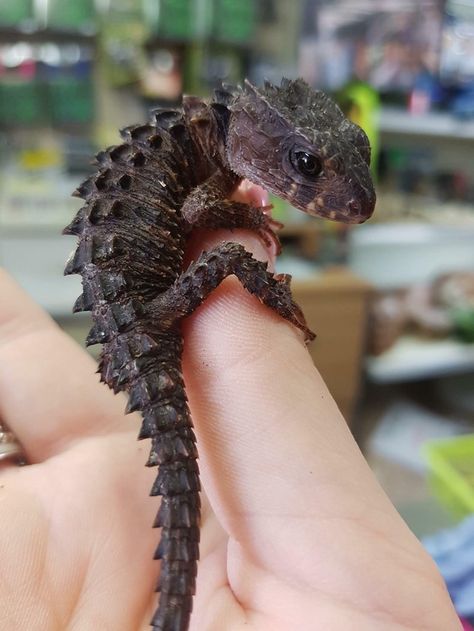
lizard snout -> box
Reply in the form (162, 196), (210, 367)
(340, 191), (375, 224)
(347, 199), (361, 214)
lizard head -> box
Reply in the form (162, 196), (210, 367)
(226, 78), (376, 224)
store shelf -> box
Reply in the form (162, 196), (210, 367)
(0, 25), (96, 44)
(0, 232), (81, 318)
(379, 107), (474, 141)
(349, 223), (474, 289)
(367, 335), (474, 384)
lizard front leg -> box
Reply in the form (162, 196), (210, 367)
(147, 241), (315, 342)
(181, 172), (283, 252)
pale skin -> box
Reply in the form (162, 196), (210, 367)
(0, 185), (461, 631)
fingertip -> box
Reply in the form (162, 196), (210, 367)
(235, 180), (269, 208)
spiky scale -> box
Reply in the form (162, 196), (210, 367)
(94, 149), (112, 166)
(137, 402), (191, 439)
(150, 465), (200, 497)
(155, 526), (200, 564)
(119, 124), (134, 140)
(63, 208), (86, 235)
(150, 595), (193, 631)
(64, 239), (92, 275)
(72, 294), (86, 313)
(118, 173), (132, 190)
(127, 332), (158, 357)
(85, 323), (110, 347)
(130, 123), (154, 140)
(157, 560), (197, 595)
(153, 109), (182, 129)
(131, 151), (146, 167)
(154, 537), (200, 562)
(146, 429), (198, 466)
(72, 176), (95, 199)
(149, 134), (163, 150)
(91, 234), (125, 264)
(146, 439), (193, 468)
(126, 376), (159, 413)
(161, 525), (200, 541)
(95, 169), (112, 191)
(154, 495), (200, 529)
(109, 299), (143, 329)
(88, 198), (124, 224)
(109, 143), (132, 162)
(98, 271), (127, 301)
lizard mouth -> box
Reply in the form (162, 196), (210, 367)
(325, 208), (372, 224)
(304, 192), (376, 224)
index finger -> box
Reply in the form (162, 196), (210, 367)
(180, 232), (448, 618)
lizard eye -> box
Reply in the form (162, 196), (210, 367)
(291, 150), (322, 178)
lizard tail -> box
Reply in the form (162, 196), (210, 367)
(102, 330), (200, 630)
(121, 334), (200, 631)
(63, 113), (201, 630)
(139, 346), (200, 631)
(77, 298), (201, 631)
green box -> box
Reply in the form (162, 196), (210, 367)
(424, 434), (474, 520)
(213, 0), (255, 42)
(0, 0), (33, 25)
(48, 78), (94, 124)
(151, 0), (194, 40)
(0, 80), (44, 125)
(45, 0), (96, 30)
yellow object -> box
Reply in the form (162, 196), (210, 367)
(337, 82), (380, 179)
(424, 434), (474, 519)
(20, 148), (62, 170)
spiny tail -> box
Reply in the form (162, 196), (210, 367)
(116, 331), (200, 631)
(63, 109), (200, 631)
(102, 328), (200, 631)
(139, 336), (200, 630)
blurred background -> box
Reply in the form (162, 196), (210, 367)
(1, 0), (474, 620)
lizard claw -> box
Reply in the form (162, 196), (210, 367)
(274, 273), (292, 286)
(257, 205), (283, 255)
(258, 223), (282, 255)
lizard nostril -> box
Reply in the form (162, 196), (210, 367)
(347, 199), (361, 214)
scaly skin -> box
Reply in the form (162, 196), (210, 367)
(64, 78), (376, 631)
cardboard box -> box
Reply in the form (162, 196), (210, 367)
(291, 267), (372, 423)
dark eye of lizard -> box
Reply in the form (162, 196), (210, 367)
(291, 150), (322, 178)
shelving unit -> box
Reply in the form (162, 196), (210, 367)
(379, 107), (474, 141)
(364, 109), (474, 389)
(367, 335), (474, 384)
(0, 25), (96, 44)
(279, 221), (321, 258)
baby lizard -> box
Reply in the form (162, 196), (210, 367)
(64, 77), (376, 631)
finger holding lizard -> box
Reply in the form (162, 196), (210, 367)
(182, 191), (461, 630)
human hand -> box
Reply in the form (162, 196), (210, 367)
(0, 185), (461, 630)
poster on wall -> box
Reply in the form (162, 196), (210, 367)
(440, 0), (474, 85)
(298, 0), (444, 92)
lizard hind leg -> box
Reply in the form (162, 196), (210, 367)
(147, 241), (315, 343)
